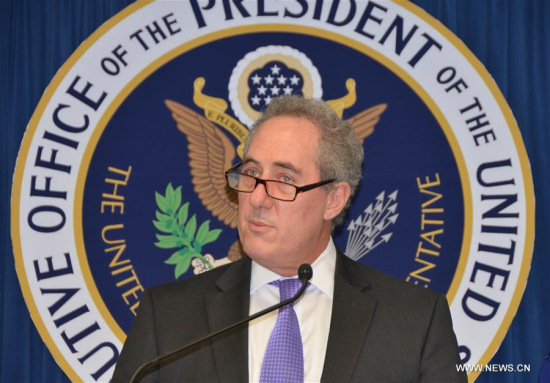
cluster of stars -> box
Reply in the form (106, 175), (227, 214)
(249, 64), (301, 106)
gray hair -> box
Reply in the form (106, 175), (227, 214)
(244, 96), (364, 227)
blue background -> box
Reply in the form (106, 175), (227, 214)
(1, 1), (548, 382)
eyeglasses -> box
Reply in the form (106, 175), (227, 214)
(224, 162), (335, 202)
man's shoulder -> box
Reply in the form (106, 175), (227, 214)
(146, 257), (250, 302)
(339, 252), (443, 308)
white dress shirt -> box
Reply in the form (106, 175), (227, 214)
(248, 238), (336, 382)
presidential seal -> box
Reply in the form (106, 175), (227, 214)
(12, 1), (533, 381)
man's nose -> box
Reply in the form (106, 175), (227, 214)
(249, 182), (273, 208)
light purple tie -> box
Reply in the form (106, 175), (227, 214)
(260, 278), (305, 383)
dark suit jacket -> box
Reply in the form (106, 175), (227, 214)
(112, 251), (467, 382)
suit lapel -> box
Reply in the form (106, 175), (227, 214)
(321, 251), (377, 383)
(205, 258), (251, 383)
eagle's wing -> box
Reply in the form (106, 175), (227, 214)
(165, 100), (239, 228)
(347, 104), (388, 141)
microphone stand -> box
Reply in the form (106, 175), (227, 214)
(129, 264), (312, 383)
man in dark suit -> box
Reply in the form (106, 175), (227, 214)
(112, 96), (467, 382)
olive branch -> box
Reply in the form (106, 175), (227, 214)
(153, 183), (222, 279)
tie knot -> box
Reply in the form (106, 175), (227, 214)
(273, 278), (303, 301)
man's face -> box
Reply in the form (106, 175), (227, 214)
(237, 115), (334, 276)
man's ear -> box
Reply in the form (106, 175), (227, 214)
(324, 182), (351, 220)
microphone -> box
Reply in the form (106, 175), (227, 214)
(129, 263), (313, 383)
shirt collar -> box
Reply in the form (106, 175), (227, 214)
(250, 237), (336, 298)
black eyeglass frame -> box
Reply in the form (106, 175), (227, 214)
(224, 162), (335, 202)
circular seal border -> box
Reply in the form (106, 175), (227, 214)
(11, 2), (534, 382)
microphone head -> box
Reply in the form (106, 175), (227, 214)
(298, 264), (313, 282)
